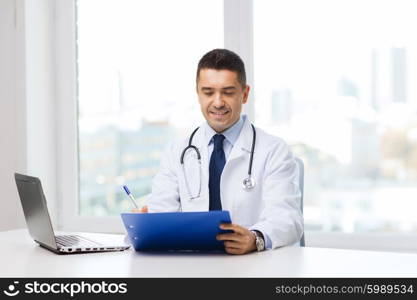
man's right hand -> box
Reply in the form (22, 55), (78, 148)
(131, 205), (148, 213)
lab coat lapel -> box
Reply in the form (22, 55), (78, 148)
(226, 117), (254, 164)
(220, 118), (254, 213)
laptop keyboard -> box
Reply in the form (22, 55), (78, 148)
(55, 235), (100, 248)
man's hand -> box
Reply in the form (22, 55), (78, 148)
(216, 223), (257, 255)
(131, 205), (148, 213)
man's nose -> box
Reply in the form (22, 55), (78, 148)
(213, 93), (225, 108)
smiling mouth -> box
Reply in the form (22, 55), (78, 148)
(210, 111), (229, 116)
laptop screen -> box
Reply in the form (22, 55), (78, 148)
(14, 173), (57, 249)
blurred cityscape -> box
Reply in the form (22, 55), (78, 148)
(263, 47), (417, 233)
(79, 119), (176, 216)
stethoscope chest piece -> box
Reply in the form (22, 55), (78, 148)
(242, 177), (256, 190)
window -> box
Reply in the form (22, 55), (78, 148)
(76, 0), (223, 216)
(254, 0), (417, 234)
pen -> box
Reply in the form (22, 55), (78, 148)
(122, 185), (139, 209)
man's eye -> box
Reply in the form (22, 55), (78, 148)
(204, 92), (213, 96)
(224, 92), (235, 96)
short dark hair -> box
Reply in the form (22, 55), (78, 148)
(196, 49), (246, 88)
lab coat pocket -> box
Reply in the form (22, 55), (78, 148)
(233, 180), (263, 226)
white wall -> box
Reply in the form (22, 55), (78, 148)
(0, 0), (57, 231)
(0, 0), (26, 231)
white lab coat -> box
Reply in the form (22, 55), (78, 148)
(148, 117), (304, 249)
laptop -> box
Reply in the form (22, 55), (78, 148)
(14, 173), (130, 254)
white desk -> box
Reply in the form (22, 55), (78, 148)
(1, 229), (417, 277)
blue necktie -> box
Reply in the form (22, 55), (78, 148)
(209, 134), (226, 211)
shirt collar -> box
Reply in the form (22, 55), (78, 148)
(204, 115), (246, 147)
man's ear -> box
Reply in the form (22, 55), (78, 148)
(242, 85), (250, 104)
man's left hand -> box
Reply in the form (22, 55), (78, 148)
(216, 223), (257, 255)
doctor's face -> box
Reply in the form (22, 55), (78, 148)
(196, 68), (250, 133)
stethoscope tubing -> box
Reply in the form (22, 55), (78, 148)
(247, 124), (256, 176)
(180, 127), (201, 164)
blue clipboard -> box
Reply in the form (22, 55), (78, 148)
(120, 211), (232, 252)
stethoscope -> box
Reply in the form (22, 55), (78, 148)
(180, 124), (256, 200)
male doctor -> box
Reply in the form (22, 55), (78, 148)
(139, 49), (303, 255)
